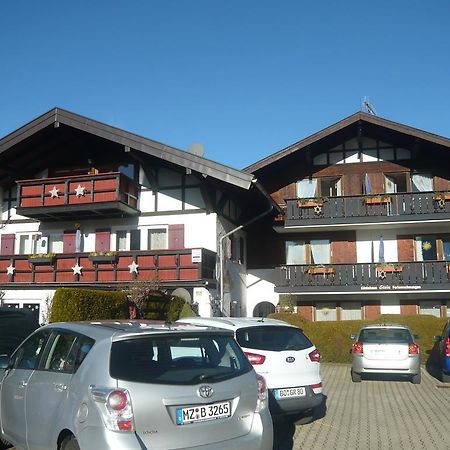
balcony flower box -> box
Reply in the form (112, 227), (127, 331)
(376, 264), (403, 273)
(376, 264), (403, 279)
(364, 195), (391, 205)
(88, 252), (118, 263)
(297, 199), (324, 208)
(433, 192), (450, 201)
(306, 265), (335, 275)
(28, 254), (56, 265)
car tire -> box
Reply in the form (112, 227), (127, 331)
(351, 370), (361, 383)
(440, 370), (450, 383)
(411, 372), (421, 384)
(60, 435), (80, 450)
(0, 436), (12, 449)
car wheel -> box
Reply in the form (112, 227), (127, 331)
(60, 435), (80, 450)
(411, 372), (421, 384)
(440, 370), (450, 383)
(0, 436), (12, 449)
(351, 370), (361, 383)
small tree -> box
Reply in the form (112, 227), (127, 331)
(277, 294), (295, 313)
(125, 279), (162, 318)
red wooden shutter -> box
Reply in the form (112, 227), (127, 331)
(63, 230), (76, 253)
(0, 234), (15, 255)
(95, 229), (111, 252)
(168, 224), (184, 249)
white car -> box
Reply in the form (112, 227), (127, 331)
(177, 317), (323, 421)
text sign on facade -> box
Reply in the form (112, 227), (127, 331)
(191, 249), (202, 263)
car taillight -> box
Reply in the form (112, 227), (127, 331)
(311, 382), (323, 394)
(352, 341), (363, 354)
(244, 352), (266, 365)
(309, 349), (321, 362)
(255, 374), (268, 412)
(444, 337), (450, 357)
(408, 342), (420, 355)
(90, 386), (134, 432)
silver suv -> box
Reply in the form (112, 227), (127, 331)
(0, 321), (273, 450)
(351, 323), (421, 384)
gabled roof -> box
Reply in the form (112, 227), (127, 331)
(244, 112), (450, 174)
(0, 107), (254, 190)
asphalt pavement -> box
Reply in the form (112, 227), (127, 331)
(274, 363), (450, 450)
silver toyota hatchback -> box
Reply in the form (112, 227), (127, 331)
(351, 323), (421, 384)
(0, 321), (273, 450)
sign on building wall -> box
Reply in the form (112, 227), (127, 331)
(191, 249), (202, 263)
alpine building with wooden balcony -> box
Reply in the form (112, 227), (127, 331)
(0, 108), (276, 322)
(244, 112), (450, 321)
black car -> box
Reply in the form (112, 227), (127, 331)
(0, 307), (39, 357)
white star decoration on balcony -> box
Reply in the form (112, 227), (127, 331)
(128, 261), (139, 273)
(6, 264), (15, 275)
(49, 186), (60, 198)
(75, 185), (86, 197)
(72, 263), (83, 275)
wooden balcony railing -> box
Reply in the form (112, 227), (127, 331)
(0, 249), (216, 286)
(284, 191), (450, 226)
(274, 261), (450, 293)
(16, 172), (140, 220)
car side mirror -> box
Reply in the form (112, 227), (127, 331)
(0, 355), (11, 370)
(433, 335), (442, 342)
(351, 334), (357, 340)
(413, 334), (420, 340)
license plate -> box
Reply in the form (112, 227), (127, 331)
(274, 387), (306, 399)
(176, 401), (231, 425)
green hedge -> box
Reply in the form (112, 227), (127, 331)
(50, 288), (129, 322)
(269, 313), (447, 364)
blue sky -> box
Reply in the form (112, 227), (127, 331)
(1, 1), (449, 169)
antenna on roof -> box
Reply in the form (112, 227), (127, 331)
(187, 142), (205, 157)
(362, 97), (377, 116)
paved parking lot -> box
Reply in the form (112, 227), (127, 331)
(274, 364), (450, 450)
(4, 363), (449, 450)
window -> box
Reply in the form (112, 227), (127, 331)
(49, 234), (64, 254)
(411, 173), (433, 192)
(419, 301), (441, 318)
(11, 330), (50, 370)
(19, 235), (30, 254)
(443, 239), (450, 261)
(316, 303), (337, 321)
(18, 233), (43, 255)
(341, 302), (362, 320)
(236, 326), (312, 351)
(286, 241), (306, 265)
(116, 231), (127, 251)
(110, 335), (252, 385)
(320, 177), (342, 197)
(43, 333), (94, 373)
(285, 240), (330, 265)
(384, 173), (408, 193)
(148, 228), (167, 250)
(296, 178), (317, 198)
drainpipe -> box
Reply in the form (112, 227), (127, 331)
(218, 179), (276, 316)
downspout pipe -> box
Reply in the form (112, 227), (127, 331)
(218, 179), (277, 316)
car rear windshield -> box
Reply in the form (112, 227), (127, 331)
(110, 333), (252, 385)
(359, 328), (413, 344)
(235, 326), (313, 352)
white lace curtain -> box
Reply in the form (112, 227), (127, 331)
(296, 179), (317, 198)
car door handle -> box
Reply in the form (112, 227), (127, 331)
(53, 383), (67, 392)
